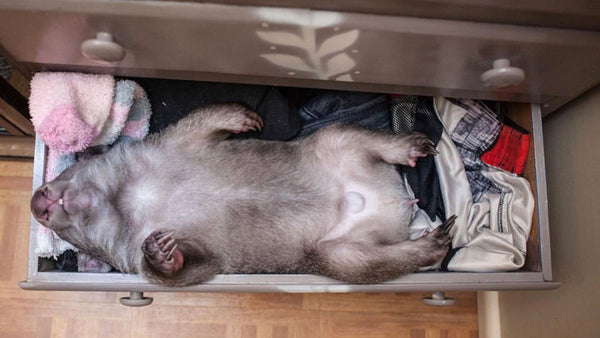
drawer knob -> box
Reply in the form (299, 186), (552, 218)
(422, 291), (455, 307)
(119, 291), (153, 307)
(81, 32), (125, 64)
(481, 58), (525, 88)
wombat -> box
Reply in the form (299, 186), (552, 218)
(31, 103), (454, 287)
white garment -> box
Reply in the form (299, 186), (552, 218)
(407, 97), (534, 271)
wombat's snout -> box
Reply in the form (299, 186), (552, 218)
(30, 186), (60, 221)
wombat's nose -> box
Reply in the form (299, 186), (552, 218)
(31, 187), (51, 220)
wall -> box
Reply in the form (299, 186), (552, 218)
(499, 85), (600, 337)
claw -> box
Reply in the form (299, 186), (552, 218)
(441, 215), (457, 234)
(161, 238), (176, 253)
(156, 231), (174, 245)
(154, 230), (172, 240)
(426, 144), (439, 155)
(253, 118), (262, 131)
(166, 243), (178, 261)
(239, 111), (263, 132)
(421, 140), (438, 155)
(142, 230), (184, 276)
(245, 112), (263, 129)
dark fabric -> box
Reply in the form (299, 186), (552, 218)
(391, 96), (442, 144)
(134, 78), (303, 141)
(55, 250), (78, 272)
(441, 247), (462, 271)
(291, 90), (390, 140)
(279, 87), (325, 111)
(391, 95), (445, 222)
(38, 250), (79, 272)
(481, 122), (531, 175)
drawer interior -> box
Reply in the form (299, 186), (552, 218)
(24, 80), (550, 291)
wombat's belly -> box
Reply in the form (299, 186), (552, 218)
(322, 180), (408, 242)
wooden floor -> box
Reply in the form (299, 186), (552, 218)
(0, 159), (478, 338)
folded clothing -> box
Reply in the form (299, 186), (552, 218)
(94, 79), (152, 146)
(29, 72), (115, 153)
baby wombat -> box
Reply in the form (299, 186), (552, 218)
(31, 103), (454, 287)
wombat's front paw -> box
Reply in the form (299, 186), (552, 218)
(419, 214), (456, 265)
(142, 230), (184, 276)
(403, 133), (438, 167)
(219, 104), (264, 134)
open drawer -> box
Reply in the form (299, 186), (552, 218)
(0, 0), (560, 302)
(19, 99), (558, 295)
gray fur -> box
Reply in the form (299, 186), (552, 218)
(30, 103), (452, 286)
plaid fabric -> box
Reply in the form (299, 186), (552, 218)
(482, 124), (530, 175)
(466, 171), (501, 202)
(449, 98), (502, 154)
(457, 147), (484, 170)
(447, 98), (503, 201)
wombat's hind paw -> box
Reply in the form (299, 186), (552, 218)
(428, 214), (456, 247)
(416, 214), (456, 267)
(405, 133), (438, 167)
(225, 105), (264, 134)
(441, 214), (456, 235)
(142, 230), (184, 276)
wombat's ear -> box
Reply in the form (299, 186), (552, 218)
(75, 145), (111, 162)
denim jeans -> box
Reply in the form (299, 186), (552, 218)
(291, 91), (390, 140)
